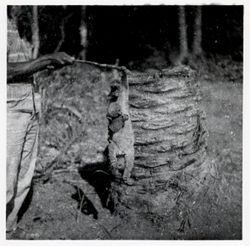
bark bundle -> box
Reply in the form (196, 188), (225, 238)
(129, 66), (207, 178)
(108, 66), (207, 214)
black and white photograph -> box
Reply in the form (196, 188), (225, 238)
(3, 0), (245, 241)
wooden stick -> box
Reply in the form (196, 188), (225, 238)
(74, 59), (131, 74)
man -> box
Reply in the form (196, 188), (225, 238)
(7, 6), (74, 237)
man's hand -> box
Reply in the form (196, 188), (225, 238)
(45, 52), (75, 70)
(7, 52), (75, 83)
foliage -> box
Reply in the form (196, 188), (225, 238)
(35, 64), (110, 176)
(189, 55), (243, 83)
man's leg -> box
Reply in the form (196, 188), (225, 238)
(6, 110), (30, 231)
(6, 112), (39, 232)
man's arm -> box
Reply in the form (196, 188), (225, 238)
(7, 52), (74, 83)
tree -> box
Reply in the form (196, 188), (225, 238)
(192, 6), (203, 57)
(177, 6), (188, 64)
(79, 6), (88, 59)
(31, 6), (40, 59)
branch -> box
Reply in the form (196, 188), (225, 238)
(54, 20), (66, 52)
(54, 12), (74, 53)
(74, 59), (131, 74)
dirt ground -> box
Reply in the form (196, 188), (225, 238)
(11, 77), (242, 240)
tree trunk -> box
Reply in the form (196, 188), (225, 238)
(54, 7), (66, 53)
(178, 6), (188, 64)
(79, 6), (88, 60)
(31, 6), (40, 59)
(192, 6), (202, 57)
(108, 66), (208, 215)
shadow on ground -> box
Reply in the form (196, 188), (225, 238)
(78, 161), (112, 210)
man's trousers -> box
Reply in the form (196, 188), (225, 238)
(6, 84), (39, 232)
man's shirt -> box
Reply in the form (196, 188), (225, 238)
(7, 18), (32, 63)
(7, 18), (35, 107)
